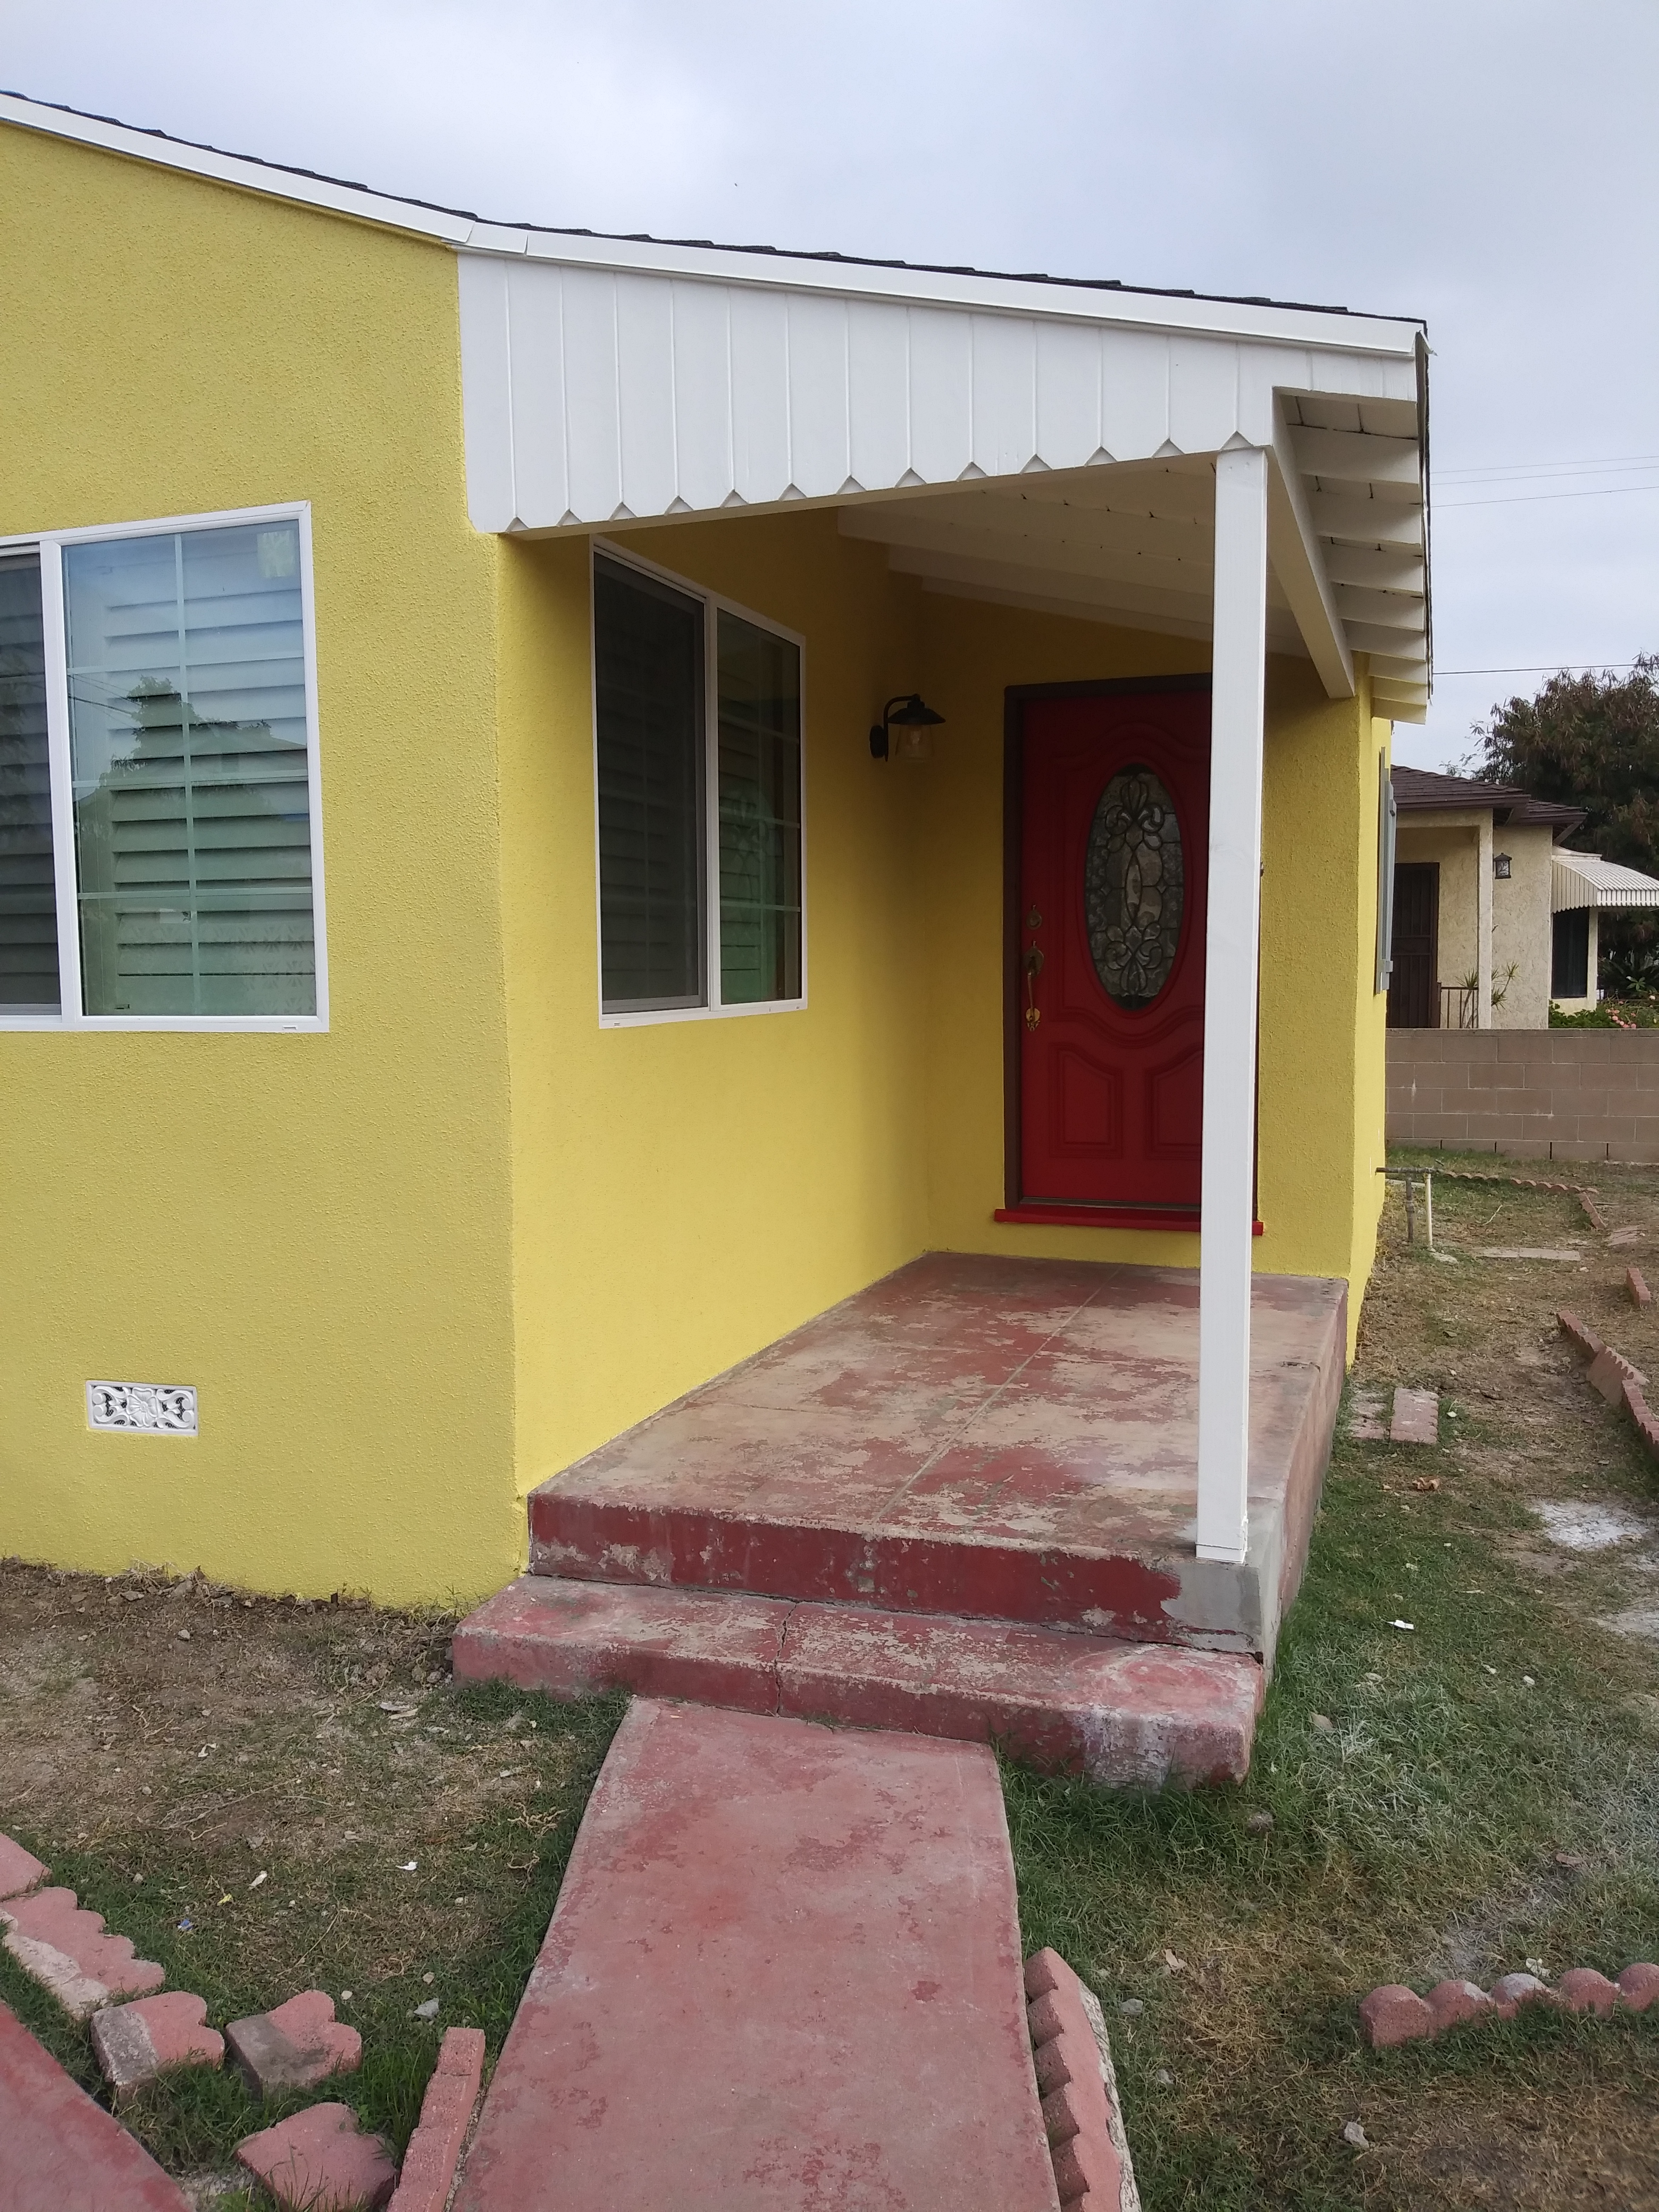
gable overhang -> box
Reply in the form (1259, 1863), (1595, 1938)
(1, 87), (1431, 718)
(456, 250), (1431, 718)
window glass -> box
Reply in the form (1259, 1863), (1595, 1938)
(63, 522), (316, 1017)
(717, 610), (801, 1004)
(594, 556), (706, 1011)
(0, 552), (61, 1012)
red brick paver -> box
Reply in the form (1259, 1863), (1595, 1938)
(1628, 1266), (1652, 1309)
(1025, 1948), (1138, 2210)
(91, 1990), (224, 2097)
(0, 1998), (189, 2210)
(1388, 1390), (1439, 1446)
(0, 1835), (48, 1901)
(227, 1989), (361, 2097)
(388, 2026), (487, 2212)
(0, 1887), (164, 2018)
(1359, 1984), (1435, 2047)
(237, 2102), (397, 2210)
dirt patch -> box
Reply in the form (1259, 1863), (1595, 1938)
(0, 1560), (619, 2177)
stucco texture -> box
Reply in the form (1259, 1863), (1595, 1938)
(0, 127), (519, 1604)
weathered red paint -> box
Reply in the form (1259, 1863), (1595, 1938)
(454, 1575), (1263, 1788)
(450, 1702), (1061, 2212)
(526, 1254), (1344, 1652)
(0, 1998), (191, 2210)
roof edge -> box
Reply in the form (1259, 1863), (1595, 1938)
(0, 88), (1425, 352)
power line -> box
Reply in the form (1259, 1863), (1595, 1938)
(1436, 482), (1659, 509)
(1436, 661), (1648, 676)
(1435, 451), (1659, 480)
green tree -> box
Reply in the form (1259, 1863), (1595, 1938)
(1461, 654), (1659, 872)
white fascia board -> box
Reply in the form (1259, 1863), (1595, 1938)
(0, 91), (473, 242)
(472, 226), (1420, 357)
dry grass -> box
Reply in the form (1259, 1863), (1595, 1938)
(1006, 1153), (1659, 2211)
(0, 1566), (620, 2184)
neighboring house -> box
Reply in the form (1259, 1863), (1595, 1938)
(1387, 767), (1585, 1028)
(1549, 851), (1659, 1007)
(0, 93), (1429, 1609)
(1386, 767), (1659, 1026)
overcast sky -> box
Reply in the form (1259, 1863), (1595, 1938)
(6, 0), (1654, 767)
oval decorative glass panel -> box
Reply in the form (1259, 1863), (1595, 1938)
(1085, 766), (1184, 1009)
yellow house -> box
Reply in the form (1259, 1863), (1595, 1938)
(0, 94), (1431, 1730)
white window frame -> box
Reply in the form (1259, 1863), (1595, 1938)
(591, 537), (808, 1029)
(0, 501), (329, 1034)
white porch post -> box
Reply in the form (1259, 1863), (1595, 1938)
(1196, 447), (1270, 1565)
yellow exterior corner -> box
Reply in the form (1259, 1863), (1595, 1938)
(1, 118), (1398, 1602)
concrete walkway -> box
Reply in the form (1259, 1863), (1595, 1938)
(453, 1700), (1061, 2212)
(0, 1998), (189, 2211)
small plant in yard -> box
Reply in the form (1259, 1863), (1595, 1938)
(1006, 1156), (1659, 2211)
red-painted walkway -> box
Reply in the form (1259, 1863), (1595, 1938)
(452, 1700), (1061, 2212)
(0, 1999), (189, 2211)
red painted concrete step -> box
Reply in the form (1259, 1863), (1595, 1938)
(525, 1254), (1346, 1656)
(451, 1700), (1061, 2212)
(0, 1998), (190, 2211)
(454, 1574), (1263, 1788)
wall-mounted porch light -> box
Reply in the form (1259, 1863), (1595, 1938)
(1494, 851), (1513, 879)
(870, 693), (945, 761)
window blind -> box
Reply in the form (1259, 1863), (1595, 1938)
(0, 552), (61, 1012)
(594, 556), (705, 1011)
(717, 610), (801, 1005)
(63, 522), (316, 1018)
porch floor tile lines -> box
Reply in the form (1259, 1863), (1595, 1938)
(448, 1700), (1063, 2212)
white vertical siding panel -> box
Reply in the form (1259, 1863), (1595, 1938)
(560, 267), (625, 522)
(669, 280), (734, 511)
(785, 292), (851, 497)
(908, 307), (973, 483)
(1033, 320), (1104, 470)
(1098, 328), (1174, 463)
(1235, 343), (1291, 449)
(456, 255), (517, 531)
(504, 263), (569, 527)
(846, 299), (910, 490)
(970, 315), (1038, 477)
(729, 287), (792, 505)
(615, 273), (678, 516)
(1169, 337), (1242, 454)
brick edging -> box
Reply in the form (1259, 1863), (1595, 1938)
(386, 2025), (487, 2212)
(1025, 1948), (1141, 2212)
(1559, 1312), (1659, 1461)
(1361, 1961), (1659, 2046)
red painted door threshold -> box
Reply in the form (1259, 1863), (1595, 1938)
(994, 1204), (1264, 1234)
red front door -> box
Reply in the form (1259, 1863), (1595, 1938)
(1017, 687), (1210, 1216)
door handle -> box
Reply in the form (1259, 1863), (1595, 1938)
(1024, 945), (1043, 1028)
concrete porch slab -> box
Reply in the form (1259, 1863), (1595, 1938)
(449, 1700), (1061, 2212)
(529, 1255), (1346, 1661)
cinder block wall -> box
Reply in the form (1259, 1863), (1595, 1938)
(1386, 1030), (1659, 1163)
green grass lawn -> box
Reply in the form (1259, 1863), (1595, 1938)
(1007, 1163), (1659, 2209)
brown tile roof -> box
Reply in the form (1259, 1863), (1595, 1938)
(1390, 767), (1584, 838)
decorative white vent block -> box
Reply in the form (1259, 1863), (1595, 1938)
(87, 1382), (197, 1435)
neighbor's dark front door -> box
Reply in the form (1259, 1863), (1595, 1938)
(1017, 688), (1209, 1212)
(1387, 861), (1439, 1027)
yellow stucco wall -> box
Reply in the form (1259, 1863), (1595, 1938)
(2, 122), (1393, 1601)
(1490, 824), (1554, 1027)
(0, 127), (521, 1604)
(496, 513), (935, 1507)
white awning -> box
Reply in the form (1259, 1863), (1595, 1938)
(1552, 851), (1659, 910)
